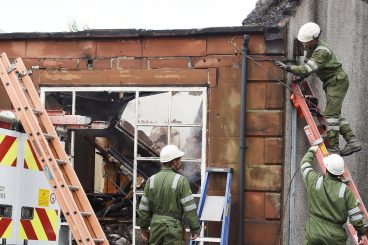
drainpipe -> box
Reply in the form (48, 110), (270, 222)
(289, 106), (297, 244)
(238, 34), (250, 245)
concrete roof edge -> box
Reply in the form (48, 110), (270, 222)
(0, 26), (265, 40)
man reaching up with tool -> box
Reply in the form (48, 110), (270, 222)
(275, 22), (361, 156)
(138, 144), (200, 244)
(300, 145), (367, 244)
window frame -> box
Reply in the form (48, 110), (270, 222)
(40, 86), (207, 244)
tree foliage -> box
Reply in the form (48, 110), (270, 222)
(67, 20), (90, 32)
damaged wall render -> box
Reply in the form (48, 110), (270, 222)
(0, 26), (286, 245)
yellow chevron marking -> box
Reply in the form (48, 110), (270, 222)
(0, 134), (5, 143)
(3, 221), (12, 238)
(25, 141), (39, 171)
(46, 208), (58, 233)
(0, 218), (12, 238)
(1, 138), (18, 166)
(19, 222), (27, 240)
(32, 210), (48, 241)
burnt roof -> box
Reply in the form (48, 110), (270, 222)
(243, 0), (301, 27)
(0, 26), (265, 40)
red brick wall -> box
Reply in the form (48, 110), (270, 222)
(0, 32), (285, 244)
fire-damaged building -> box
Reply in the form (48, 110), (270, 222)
(0, 0), (367, 244)
(0, 24), (285, 244)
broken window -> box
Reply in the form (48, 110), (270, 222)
(41, 87), (207, 245)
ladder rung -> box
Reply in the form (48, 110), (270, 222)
(6, 64), (16, 73)
(193, 237), (221, 242)
(68, 185), (80, 191)
(32, 108), (43, 115)
(56, 159), (67, 165)
(17, 70), (28, 78)
(93, 238), (105, 243)
(80, 211), (92, 217)
(207, 167), (233, 173)
(43, 133), (55, 140)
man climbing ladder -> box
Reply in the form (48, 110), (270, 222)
(300, 146), (367, 244)
(275, 22), (362, 156)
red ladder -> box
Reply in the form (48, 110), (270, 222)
(0, 53), (108, 245)
(291, 80), (367, 245)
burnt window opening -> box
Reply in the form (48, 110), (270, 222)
(42, 87), (207, 244)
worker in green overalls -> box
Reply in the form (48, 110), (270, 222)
(275, 22), (361, 156)
(300, 145), (367, 244)
(138, 144), (200, 244)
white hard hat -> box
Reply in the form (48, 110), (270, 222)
(297, 22), (321, 42)
(160, 145), (184, 163)
(323, 154), (345, 175)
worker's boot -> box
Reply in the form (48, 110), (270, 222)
(339, 119), (362, 156)
(326, 130), (340, 154)
(326, 117), (340, 154)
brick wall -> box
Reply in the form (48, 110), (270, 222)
(0, 29), (285, 244)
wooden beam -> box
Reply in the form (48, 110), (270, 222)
(32, 68), (212, 87)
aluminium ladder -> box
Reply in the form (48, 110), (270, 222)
(0, 53), (108, 245)
(189, 167), (233, 245)
(291, 80), (368, 245)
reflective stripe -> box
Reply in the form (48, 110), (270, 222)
(303, 168), (313, 181)
(301, 162), (311, 172)
(305, 64), (313, 72)
(180, 195), (194, 205)
(315, 176), (323, 190)
(326, 118), (339, 124)
(315, 46), (331, 55)
(327, 125), (340, 131)
(350, 214), (363, 222)
(338, 184), (347, 198)
(141, 196), (149, 203)
(307, 60), (319, 71)
(348, 207), (361, 216)
(150, 175), (156, 189)
(183, 204), (197, 212)
(172, 174), (181, 189)
(339, 119), (349, 126)
(139, 203), (149, 211)
(312, 138), (323, 146)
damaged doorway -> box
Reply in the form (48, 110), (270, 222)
(40, 87), (207, 245)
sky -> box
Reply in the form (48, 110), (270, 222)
(0, 0), (258, 33)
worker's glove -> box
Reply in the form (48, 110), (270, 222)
(309, 145), (319, 154)
(141, 229), (150, 241)
(274, 60), (291, 72)
(358, 235), (368, 244)
(292, 76), (304, 84)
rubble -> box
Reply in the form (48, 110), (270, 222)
(243, 0), (301, 27)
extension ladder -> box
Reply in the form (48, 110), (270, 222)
(0, 53), (108, 245)
(291, 80), (368, 245)
(189, 167), (233, 245)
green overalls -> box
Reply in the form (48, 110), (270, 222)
(300, 150), (365, 244)
(290, 40), (355, 151)
(138, 167), (200, 245)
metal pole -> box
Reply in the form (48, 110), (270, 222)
(289, 106), (297, 245)
(237, 34), (250, 245)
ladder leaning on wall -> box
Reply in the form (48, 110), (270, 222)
(0, 52), (109, 245)
(291, 80), (368, 245)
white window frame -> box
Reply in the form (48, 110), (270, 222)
(40, 86), (207, 244)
